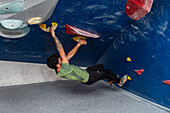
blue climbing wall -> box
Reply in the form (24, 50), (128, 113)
(0, 0), (132, 66)
(98, 0), (170, 108)
(0, 0), (169, 109)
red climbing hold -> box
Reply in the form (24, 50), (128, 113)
(66, 24), (100, 38)
(163, 80), (170, 85)
(135, 69), (144, 75)
(125, 0), (154, 20)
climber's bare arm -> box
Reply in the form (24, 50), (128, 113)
(50, 27), (68, 63)
(67, 39), (86, 60)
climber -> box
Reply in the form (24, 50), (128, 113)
(47, 27), (128, 86)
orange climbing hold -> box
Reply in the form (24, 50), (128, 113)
(125, 0), (154, 20)
(135, 69), (144, 75)
(163, 80), (170, 85)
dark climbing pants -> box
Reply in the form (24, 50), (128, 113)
(84, 64), (120, 85)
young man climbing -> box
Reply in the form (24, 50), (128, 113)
(47, 27), (128, 86)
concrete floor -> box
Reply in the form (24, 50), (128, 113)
(0, 80), (169, 113)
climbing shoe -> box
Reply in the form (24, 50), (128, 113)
(118, 74), (128, 86)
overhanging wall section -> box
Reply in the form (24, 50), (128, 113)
(0, 0), (133, 67)
(97, 0), (170, 108)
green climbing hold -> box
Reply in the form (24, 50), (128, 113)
(0, 24), (30, 39)
(19, 24), (28, 28)
(0, 0), (24, 14)
(0, 19), (23, 30)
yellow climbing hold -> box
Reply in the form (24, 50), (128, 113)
(128, 76), (131, 80)
(73, 36), (87, 45)
(51, 22), (58, 30)
(28, 17), (43, 25)
(126, 57), (131, 62)
(39, 24), (49, 32)
(39, 22), (58, 32)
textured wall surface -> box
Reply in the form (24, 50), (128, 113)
(98, 0), (170, 108)
(0, 0), (133, 66)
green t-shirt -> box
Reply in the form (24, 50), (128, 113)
(56, 63), (89, 83)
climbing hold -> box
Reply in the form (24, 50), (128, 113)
(19, 24), (28, 29)
(39, 22), (58, 32)
(128, 76), (131, 80)
(66, 24), (100, 38)
(135, 69), (144, 75)
(0, 19), (23, 30)
(126, 57), (131, 62)
(163, 80), (170, 85)
(0, 0), (24, 14)
(73, 36), (87, 45)
(51, 22), (58, 30)
(39, 24), (49, 32)
(28, 17), (43, 25)
(125, 0), (154, 20)
(0, 24), (30, 39)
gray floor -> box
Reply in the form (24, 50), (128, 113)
(0, 80), (169, 113)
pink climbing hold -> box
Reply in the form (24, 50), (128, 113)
(163, 80), (170, 85)
(135, 69), (144, 75)
(66, 24), (100, 38)
(125, 0), (154, 20)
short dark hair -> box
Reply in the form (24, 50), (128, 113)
(47, 53), (60, 69)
